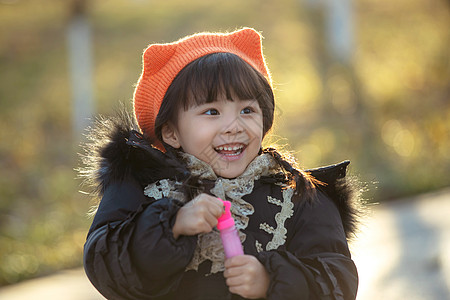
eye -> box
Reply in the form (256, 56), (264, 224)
(204, 108), (219, 116)
(240, 107), (254, 114)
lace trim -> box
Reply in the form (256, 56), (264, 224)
(182, 153), (282, 274)
(255, 240), (263, 253)
(186, 177), (256, 274)
(144, 153), (286, 275)
(179, 152), (280, 181)
(260, 188), (295, 251)
(144, 179), (185, 202)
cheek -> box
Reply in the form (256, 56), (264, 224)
(248, 117), (264, 141)
(179, 126), (215, 156)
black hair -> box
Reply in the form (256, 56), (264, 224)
(154, 52), (274, 142)
(262, 148), (319, 200)
(153, 52), (317, 200)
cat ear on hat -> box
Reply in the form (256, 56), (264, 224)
(229, 28), (270, 82)
(143, 43), (177, 76)
(230, 28), (262, 50)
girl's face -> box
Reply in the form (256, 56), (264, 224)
(162, 94), (264, 179)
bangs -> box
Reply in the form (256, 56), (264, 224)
(179, 53), (270, 108)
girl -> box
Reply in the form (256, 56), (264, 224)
(81, 28), (360, 300)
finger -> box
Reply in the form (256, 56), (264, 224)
(207, 195), (225, 209)
(224, 266), (250, 281)
(223, 265), (240, 279)
(196, 193), (221, 204)
(203, 212), (218, 228)
(228, 285), (240, 296)
(196, 202), (219, 219)
(224, 255), (250, 268)
(226, 274), (248, 287)
(195, 195), (223, 213)
(192, 220), (213, 235)
(197, 195), (224, 218)
(209, 194), (225, 205)
(205, 194), (225, 208)
(208, 203), (225, 219)
(224, 266), (251, 285)
(192, 193), (213, 205)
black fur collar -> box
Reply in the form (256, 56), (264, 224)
(79, 110), (191, 195)
(306, 161), (361, 239)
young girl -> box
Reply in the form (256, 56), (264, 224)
(81, 28), (360, 300)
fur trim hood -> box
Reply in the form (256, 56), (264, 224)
(79, 111), (362, 239)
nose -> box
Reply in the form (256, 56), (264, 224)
(223, 117), (244, 135)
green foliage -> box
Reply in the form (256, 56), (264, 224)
(0, 0), (449, 286)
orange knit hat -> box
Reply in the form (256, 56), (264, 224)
(133, 27), (271, 147)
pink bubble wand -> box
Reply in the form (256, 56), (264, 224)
(217, 199), (244, 258)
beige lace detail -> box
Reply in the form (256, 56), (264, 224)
(267, 195), (283, 206)
(255, 240), (263, 253)
(144, 179), (185, 202)
(260, 188), (295, 251)
(187, 230), (224, 274)
(179, 153), (217, 180)
(185, 176), (256, 274)
(182, 153), (282, 274)
(210, 178), (255, 229)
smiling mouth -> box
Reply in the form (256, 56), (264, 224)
(214, 144), (246, 156)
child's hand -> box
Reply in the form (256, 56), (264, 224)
(172, 193), (223, 239)
(224, 255), (270, 299)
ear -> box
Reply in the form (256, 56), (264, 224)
(143, 43), (177, 76)
(161, 123), (181, 149)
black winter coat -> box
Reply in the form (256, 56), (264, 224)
(80, 115), (360, 300)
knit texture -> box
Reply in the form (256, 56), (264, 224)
(133, 28), (271, 147)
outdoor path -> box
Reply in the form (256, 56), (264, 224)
(352, 188), (450, 300)
(0, 268), (104, 300)
(0, 188), (449, 300)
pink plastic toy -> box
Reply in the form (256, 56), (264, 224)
(217, 199), (244, 258)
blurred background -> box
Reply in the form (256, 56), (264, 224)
(0, 0), (448, 299)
